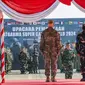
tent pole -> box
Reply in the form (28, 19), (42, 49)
(0, 11), (5, 83)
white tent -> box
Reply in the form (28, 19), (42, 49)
(3, 3), (85, 19)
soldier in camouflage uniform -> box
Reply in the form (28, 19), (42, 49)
(32, 47), (39, 74)
(19, 48), (28, 74)
(62, 43), (75, 79)
(72, 42), (80, 72)
(6, 48), (13, 73)
(40, 20), (61, 82)
(58, 44), (65, 73)
(76, 24), (85, 81)
(5, 48), (8, 74)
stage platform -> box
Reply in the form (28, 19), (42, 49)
(1, 79), (85, 85)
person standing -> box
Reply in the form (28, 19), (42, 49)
(32, 47), (39, 74)
(40, 20), (61, 82)
(6, 48), (13, 73)
(62, 43), (75, 79)
(58, 44), (65, 73)
(4, 48), (8, 74)
(19, 48), (28, 74)
(76, 24), (85, 81)
(72, 42), (80, 72)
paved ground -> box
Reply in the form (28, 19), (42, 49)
(0, 70), (82, 82)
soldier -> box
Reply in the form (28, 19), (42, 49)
(25, 48), (33, 74)
(40, 20), (61, 82)
(62, 43), (75, 79)
(27, 56), (33, 74)
(4, 48), (8, 74)
(72, 42), (80, 72)
(32, 40), (39, 74)
(6, 48), (13, 73)
(19, 48), (28, 74)
(58, 44), (65, 73)
(32, 47), (39, 74)
(76, 24), (85, 81)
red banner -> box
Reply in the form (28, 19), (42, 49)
(2, 0), (56, 14)
(75, 0), (85, 9)
(59, 0), (72, 5)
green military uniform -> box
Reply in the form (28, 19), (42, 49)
(5, 48), (13, 74)
(62, 48), (74, 79)
(32, 47), (39, 74)
(72, 47), (80, 72)
(19, 51), (28, 74)
(58, 45), (65, 73)
(40, 27), (61, 78)
(6, 51), (13, 73)
(58, 54), (62, 71)
(5, 51), (8, 74)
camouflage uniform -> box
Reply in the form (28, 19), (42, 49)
(32, 48), (39, 73)
(19, 51), (28, 74)
(58, 45), (65, 73)
(40, 27), (61, 77)
(72, 47), (80, 72)
(6, 50), (13, 73)
(76, 31), (85, 75)
(5, 51), (8, 74)
(62, 48), (74, 79)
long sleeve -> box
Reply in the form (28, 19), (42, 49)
(76, 35), (81, 55)
(56, 32), (61, 54)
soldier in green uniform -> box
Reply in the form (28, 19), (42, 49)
(58, 44), (65, 73)
(19, 48), (28, 74)
(5, 48), (8, 74)
(40, 20), (61, 82)
(6, 48), (13, 73)
(72, 42), (80, 72)
(62, 43), (75, 79)
(32, 47), (39, 74)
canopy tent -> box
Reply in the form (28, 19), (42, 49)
(0, 0), (85, 22)
(3, 3), (85, 19)
(0, 0), (85, 83)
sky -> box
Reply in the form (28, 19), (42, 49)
(3, 3), (85, 19)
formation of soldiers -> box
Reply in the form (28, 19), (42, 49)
(0, 42), (39, 74)
(0, 41), (80, 75)
(1, 20), (85, 82)
(19, 43), (39, 74)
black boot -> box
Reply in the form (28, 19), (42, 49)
(46, 76), (50, 82)
(81, 74), (85, 81)
(51, 76), (57, 82)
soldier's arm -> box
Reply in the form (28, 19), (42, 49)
(40, 32), (45, 53)
(10, 54), (13, 61)
(76, 35), (81, 55)
(61, 50), (65, 64)
(56, 32), (61, 54)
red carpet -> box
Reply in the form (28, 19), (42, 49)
(1, 79), (85, 85)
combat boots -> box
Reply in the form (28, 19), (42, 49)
(51, 76), (57, 82)
(46, 76), (50, 82)
(81, 74), (85, 81)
